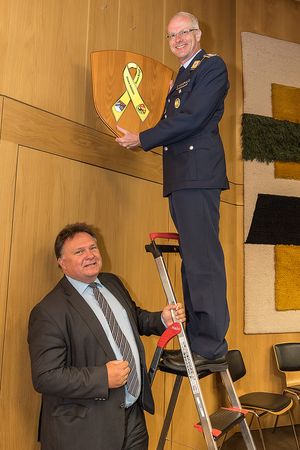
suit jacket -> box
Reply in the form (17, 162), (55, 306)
(28, 273), (165, 450)
(140, 50), (230, 196)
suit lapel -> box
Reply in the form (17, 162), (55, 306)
(60, 275), (145, 361)
(60, 277), (116, 360)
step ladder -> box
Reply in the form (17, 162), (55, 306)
(145, 232), (256, 450)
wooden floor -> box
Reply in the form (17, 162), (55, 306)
(221, 425), (300, 450)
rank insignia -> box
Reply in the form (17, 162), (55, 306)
(191, 60), (201, 70)
(174, 98), (180, 108)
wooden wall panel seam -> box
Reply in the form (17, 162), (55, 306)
(0, 96), (4, 140)
(0, 142), (19, 394)
(0, 95), (242, 205)
(1, 96), (163, 185)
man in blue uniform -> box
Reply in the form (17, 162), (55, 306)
(116, 11), (230, 369)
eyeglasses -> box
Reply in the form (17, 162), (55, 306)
(166, 28), (199, 41)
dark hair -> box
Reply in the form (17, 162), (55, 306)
(54, 223), (97, 259)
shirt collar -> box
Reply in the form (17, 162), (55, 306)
(66, 275), (101, 295)
(182, 49), (202, 69)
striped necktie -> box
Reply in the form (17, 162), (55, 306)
(89, 282), (139, 397)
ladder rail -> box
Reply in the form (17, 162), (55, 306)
(147, 235), (256, 450)
(220, 370), (257, 449)
(153, 249), (218, 449)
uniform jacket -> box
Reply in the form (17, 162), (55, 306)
(140, 50), (230, 196)
(28, 272), (165, 450)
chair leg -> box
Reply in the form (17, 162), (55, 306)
(248, 414), (255, 429)
(246, 411), (266, 450)
(288, 410), (300, 450)
(255, 415), (267, 450)
(272, 415), (279, 433)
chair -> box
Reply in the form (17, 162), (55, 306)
(226, 349), (300, 450)
(273, 342), (300, 403)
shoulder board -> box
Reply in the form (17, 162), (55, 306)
(190, 54), (218, 70)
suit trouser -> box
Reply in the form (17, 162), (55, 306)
(169, 188), (230, 359)
(122, 401), (148, 450)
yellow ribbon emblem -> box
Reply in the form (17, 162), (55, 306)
(112, 62), (149, 122)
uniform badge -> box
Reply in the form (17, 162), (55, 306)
(176, 79), (190, 91)
(191, 60), (201, 70)
(174, 98), (180, 108)
(114, 100), (126, 112)
(136, 103), (147, 114)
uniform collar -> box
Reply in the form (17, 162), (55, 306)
(182, 49), (203, 69)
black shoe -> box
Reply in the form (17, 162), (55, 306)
(163, 350), (228, 372)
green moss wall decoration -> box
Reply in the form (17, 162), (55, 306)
(242, 113), (300, 163)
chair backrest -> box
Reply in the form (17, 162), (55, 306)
(273, 342), (300, 388)
(273, 343), (300, 371)
(226, 349), (247, 382)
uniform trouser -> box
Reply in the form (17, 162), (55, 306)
(122, 401), (148, 450)
(169, 188), (230, 359)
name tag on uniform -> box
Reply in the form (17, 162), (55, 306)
(176, 79), (190, 91)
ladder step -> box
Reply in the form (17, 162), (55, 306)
(194, 407), (247, 440)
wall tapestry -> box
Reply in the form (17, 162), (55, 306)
(241, 32), (300, 333)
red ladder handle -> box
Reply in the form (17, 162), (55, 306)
(157, 323), (181, 348)
(149, 232), (179, 241)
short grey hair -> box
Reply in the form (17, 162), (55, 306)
(173, 12), (200, 30)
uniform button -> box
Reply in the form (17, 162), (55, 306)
(164, 146), (168, 151)
(167, 99), (170, 103)
(120, 402), (125, 408)
(179, 89), (182, 93)
(189, 145), (194, 150)
(164, 114), (167, 118)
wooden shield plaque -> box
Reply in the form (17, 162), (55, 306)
(91, 50), (173, 136)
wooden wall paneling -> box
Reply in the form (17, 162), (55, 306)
(219, 201), (241, 330)
(1, 97), (162, 184)
(88, 0), (119, 52)
(260, 0), (300, 42)
(84, 0), (120, 130)
(0, 0), (89, 124)
(236, 0), (300, 44)
(225, 204), (244, 343)
(0, 145), (170, 449)
(0, 96), (3, 134)
(0, 141), (18, 389)
(118, 0), (165, 60)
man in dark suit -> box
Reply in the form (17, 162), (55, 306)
(28, 222), (185, 450)
(116, 11), (230, 369)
